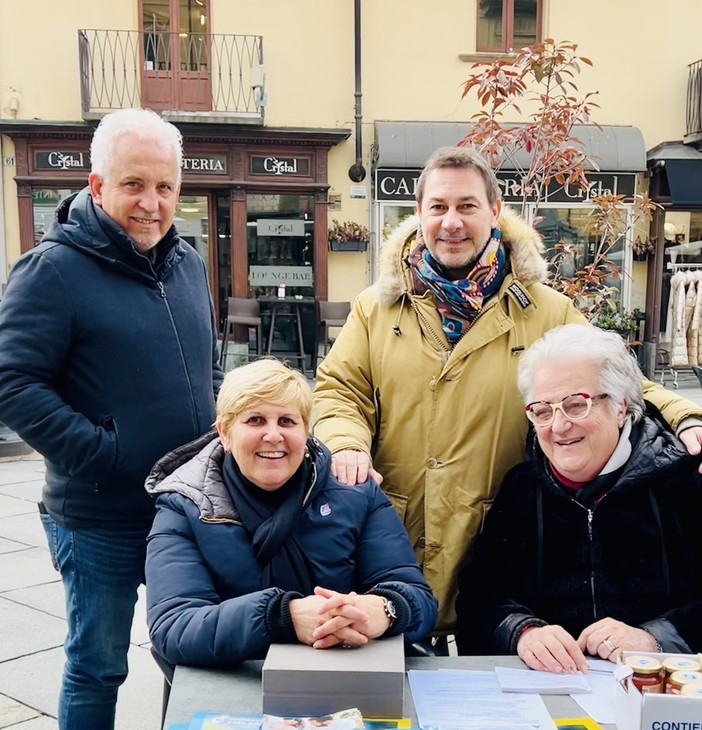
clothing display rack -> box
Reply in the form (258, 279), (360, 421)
(667, 262), (702, 271)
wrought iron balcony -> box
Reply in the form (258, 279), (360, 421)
(78, 29), (265, 122)
(686, 58), (702, 142)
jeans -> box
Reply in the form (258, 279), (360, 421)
(40, 512), (150, 730)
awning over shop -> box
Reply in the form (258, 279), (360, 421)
(374, 121), (647, 172)
(648, 142), (702, 207)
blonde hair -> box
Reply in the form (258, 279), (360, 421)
(215, 358), (312, 433)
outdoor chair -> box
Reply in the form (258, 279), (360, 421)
(219, 297), (263, 369)
(317, 300), (351, 363)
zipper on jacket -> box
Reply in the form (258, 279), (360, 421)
(587, 507), (597, 619)
(409, 296), (497, 362)
(570, 498), (598, 620)
(155, 279), (199, 431)
(410, 299), (449, 352)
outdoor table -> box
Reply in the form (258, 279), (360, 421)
(163, 654), (613, 728)
(258, 295), (317, 376)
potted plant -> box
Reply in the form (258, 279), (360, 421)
(328, 219), (370, 252)
(590, 307), (641, 342)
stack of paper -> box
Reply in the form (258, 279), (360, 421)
(495, 666), (591, 694)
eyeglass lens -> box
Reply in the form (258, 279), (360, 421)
(529, 394), (591, 424)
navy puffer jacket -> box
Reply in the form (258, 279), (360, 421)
(0, 189), (222, 526)
(145, 432), (438, 667)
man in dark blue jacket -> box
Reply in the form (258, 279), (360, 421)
(0, 108), (223, 729)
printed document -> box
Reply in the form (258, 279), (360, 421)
(408, 670), (557, 730)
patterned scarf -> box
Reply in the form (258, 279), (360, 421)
(409, 227), (508, 343)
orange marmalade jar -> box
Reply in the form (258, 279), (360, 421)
(624, 655), (664, 693)
(667, 670), (702, 695)
(682, 684), (702, 698)
(663, 657), (701, 686)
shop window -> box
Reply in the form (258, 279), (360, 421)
(32, 189), (79, 246)
(476, 0), (542, 54)
(380, 204), (415, 243)
(176, 194), (209, 272)
(535, 206), (624, 304)
(246, 193), (315, 299)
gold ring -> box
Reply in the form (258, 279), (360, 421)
(601, 638), (616, 653)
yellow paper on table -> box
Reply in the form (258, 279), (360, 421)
(555, 718), (605, 730)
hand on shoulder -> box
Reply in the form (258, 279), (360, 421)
(331, 450), (383, 486)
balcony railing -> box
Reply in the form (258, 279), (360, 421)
(78, 29), (264, 121)
(686, 58), (702, 139)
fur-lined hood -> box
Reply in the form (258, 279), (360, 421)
(375, 207), (548, 306)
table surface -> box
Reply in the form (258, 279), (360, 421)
(164, 655), (613, 728)
(257, 296), (317, 304)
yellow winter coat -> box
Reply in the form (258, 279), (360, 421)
(313, 209), (701, 632)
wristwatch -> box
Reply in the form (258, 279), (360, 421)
(383, 597), (397, 627)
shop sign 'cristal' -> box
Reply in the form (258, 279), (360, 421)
(35, 151), (90, 172)
(251, 155), (310, 177)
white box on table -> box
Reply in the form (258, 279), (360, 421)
(615, 651), (702, 730)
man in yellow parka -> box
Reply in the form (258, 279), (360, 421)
(313, 146), (702, 636)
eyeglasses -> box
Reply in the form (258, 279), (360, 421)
(524, 392), (609, 427)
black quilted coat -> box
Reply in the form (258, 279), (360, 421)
(456, 410), (702, 655)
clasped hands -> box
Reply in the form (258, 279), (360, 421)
(289, 586), (390, 650)
(517, 617), (659, 674)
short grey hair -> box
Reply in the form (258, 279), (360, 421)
(416, 146), (501, 206)
(90, 108), (183, 184)
(517, 324), (645, 423)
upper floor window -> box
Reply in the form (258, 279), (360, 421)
(476, 0), (542, 54)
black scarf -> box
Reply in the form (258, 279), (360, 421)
(221, 445), (317, 595)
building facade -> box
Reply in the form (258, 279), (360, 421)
(1, 1), (701, 369)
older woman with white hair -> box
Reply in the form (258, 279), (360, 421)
(145, 358), (437, 669)
(455, 324), (702, 673)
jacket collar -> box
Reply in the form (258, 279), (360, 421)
(48, 187), (185, 282)
(145, 430), (331, 522)
(374, 207), (548, 306)
(529, 412), (692, 492)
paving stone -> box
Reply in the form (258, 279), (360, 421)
(0, 644), (162, 730)
(0, 648), (62, 718)
(0, 479), (43, 504)
(0, 537), (29, 556)
(7, 717), (57, 730)
(3, 582), (65, 621)
(0, 694), (39, 728)
(0, 495), (36, 519)
(131, 585), (151, 647)
(0, 597), (65, 663)
(0, 513), (48, 549)
(0, 481), (43, 503)
(0, 464), (45, 486)
(0, 548), (58, 593)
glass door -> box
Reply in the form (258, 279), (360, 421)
(215, 194), (231, 332)
(246, 193), (316, 358)
(141, 0), (211, 111)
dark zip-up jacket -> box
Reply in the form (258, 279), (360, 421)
(0, 189), (223, 526)
(456, 411), (702, 656)
(144, 432), (438, 667)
